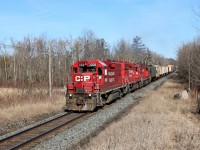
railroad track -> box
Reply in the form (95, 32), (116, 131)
(0, 112), (87, 150)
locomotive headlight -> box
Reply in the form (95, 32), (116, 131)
(69, 94), (73, 99)
(88, 94), (92, 98)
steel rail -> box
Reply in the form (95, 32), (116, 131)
(0, 112), (86, 150)
(0, 112), (69, 142)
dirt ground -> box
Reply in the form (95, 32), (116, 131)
(79, 74), (200, 150)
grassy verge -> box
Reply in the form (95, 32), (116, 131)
(0, 88), (65, 125)
(79, 75), (200, 150)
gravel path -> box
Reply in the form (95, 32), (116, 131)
(32, 74), (173, 150)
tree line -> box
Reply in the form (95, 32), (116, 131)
(177, 37), (200, 89)
(177, 36), (200, 114)
(0, 30), (175, 88)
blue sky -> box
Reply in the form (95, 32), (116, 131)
(0, 0), (199, 58)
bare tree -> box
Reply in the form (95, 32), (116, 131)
(0, 44), (8, 82)
(114, 39), (132, 61)
(82, 30), (96, 60)
(94, 38), (110, 60)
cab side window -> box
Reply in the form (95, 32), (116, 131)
(98, 67), (102, 75)
(73, 67), (78, 73)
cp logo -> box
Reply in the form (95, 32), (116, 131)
(75, 76), (90, 81)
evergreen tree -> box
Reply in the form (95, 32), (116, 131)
(132, 36), (146, 63)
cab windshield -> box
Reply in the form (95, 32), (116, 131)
(80, 66), (96, 73)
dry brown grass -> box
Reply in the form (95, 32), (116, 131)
(0, 88), (65, 124)
(78, 77), (200, 150)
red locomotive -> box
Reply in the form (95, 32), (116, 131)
(65, 59), (151, 111)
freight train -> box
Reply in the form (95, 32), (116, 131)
(64, 59), (174, 111)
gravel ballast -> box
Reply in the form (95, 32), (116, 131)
(32, 74), (173, 150)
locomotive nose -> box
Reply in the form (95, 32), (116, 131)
(73, 73), (95, 94)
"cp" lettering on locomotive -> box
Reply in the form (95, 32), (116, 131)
(75, 76), (90, 81)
